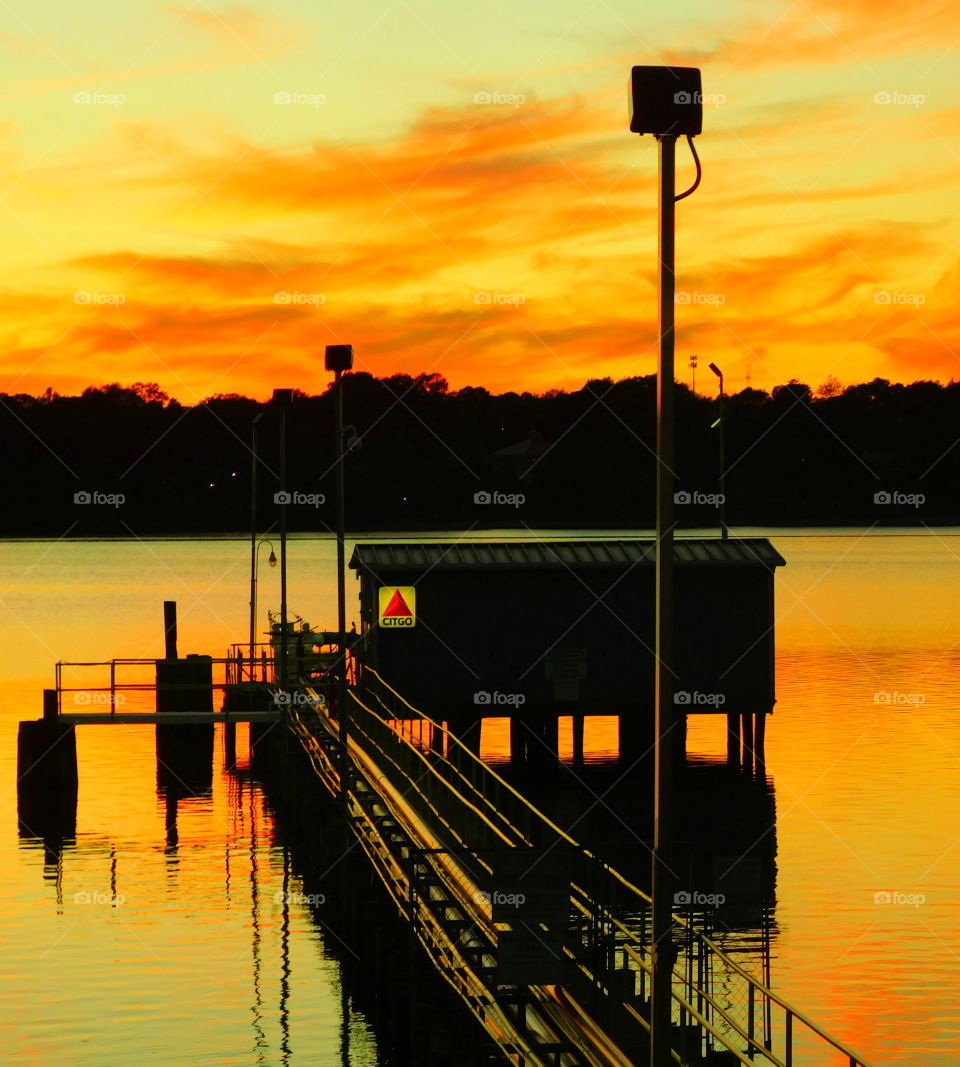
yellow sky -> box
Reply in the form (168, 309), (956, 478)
(0, 0), (958, 400)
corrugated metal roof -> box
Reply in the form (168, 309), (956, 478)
(349, 538), (786, 572)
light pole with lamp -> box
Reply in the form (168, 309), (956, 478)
(272, 389), (294, 688)
(248, 411), (265, 678)
(708, 362), (728, 541)
(325, 344), (354, 814)
(250, 539), (277, 678)
(629, 64), (703, 1067)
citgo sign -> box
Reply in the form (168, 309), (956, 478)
(379, 586), (416, 628)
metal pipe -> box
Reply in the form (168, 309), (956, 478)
(651, 130), (677, 1067)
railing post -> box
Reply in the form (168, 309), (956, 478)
(748, 982), (755, 1059)
(110, 660), (116, 715)
(785, 1010), (792, 1067)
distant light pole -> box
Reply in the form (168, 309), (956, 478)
(689, 353), (698, 393)
(709, 362), (728, 541)
(250, 540), (277, 675)
(630, 63), (703, 1067)
(325, 344), (354, 814)
(248, 411), (265, 678)
(272, 388), (294, 686)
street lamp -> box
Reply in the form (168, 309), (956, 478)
(272, 388), (294, 686)
(709, 362), (728, 541)
(248, 411), (265, 677)
(629, 63), (702, 1067)
(249, 540), (278, 678)
(325, 344), (354, 814)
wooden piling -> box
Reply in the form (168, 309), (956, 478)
(726, 712), (740, 767)
(17, 689), (79, 839)
(754, 710), (766, 775)
(741, 710), (754, 775)
(572, 713), (585, 766)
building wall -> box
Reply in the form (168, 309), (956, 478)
(354, 563), (775, 728)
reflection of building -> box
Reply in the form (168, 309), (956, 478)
(350, 538), (785, 763)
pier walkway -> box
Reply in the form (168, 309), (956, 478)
(270, 667), (871, 1067)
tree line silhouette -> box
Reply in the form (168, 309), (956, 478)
(0, 373), (955, 536)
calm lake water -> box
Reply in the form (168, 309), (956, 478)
(3, 529), (959, 1064)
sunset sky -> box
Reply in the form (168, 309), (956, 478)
(1, 0), (958, 401)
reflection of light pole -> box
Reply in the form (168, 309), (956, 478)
(273, 389), (294, 686)
(709, 362), (727, 541)
(248, 412), (265, 676)
(630, 63), (703, 1067)
(325, 344), (353, 814)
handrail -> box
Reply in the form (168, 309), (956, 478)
(354, 667), (874, 1067)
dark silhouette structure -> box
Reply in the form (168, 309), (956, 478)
(349, 538), (785, 768)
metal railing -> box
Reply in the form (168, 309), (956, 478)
(341, 667), (872, 1067)
(54, 655), (277, 714)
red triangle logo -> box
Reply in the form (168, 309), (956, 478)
(383, 589), (412, 617)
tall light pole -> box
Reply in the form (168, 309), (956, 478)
(272, 389), (294, 688)
(248, 411), (265, 678)
(250, 539), (277, 675)
(689, 353), (698, 394)
(630, 64), (702, 1067)
(325, 344), (354, 814)
(709, 362), (728, 541)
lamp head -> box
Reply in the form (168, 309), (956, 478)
(709, 362), (722, 378)
(325, 344), (354, 372)
(268, 550), (277, 567)
(628, 66), (702, 137)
